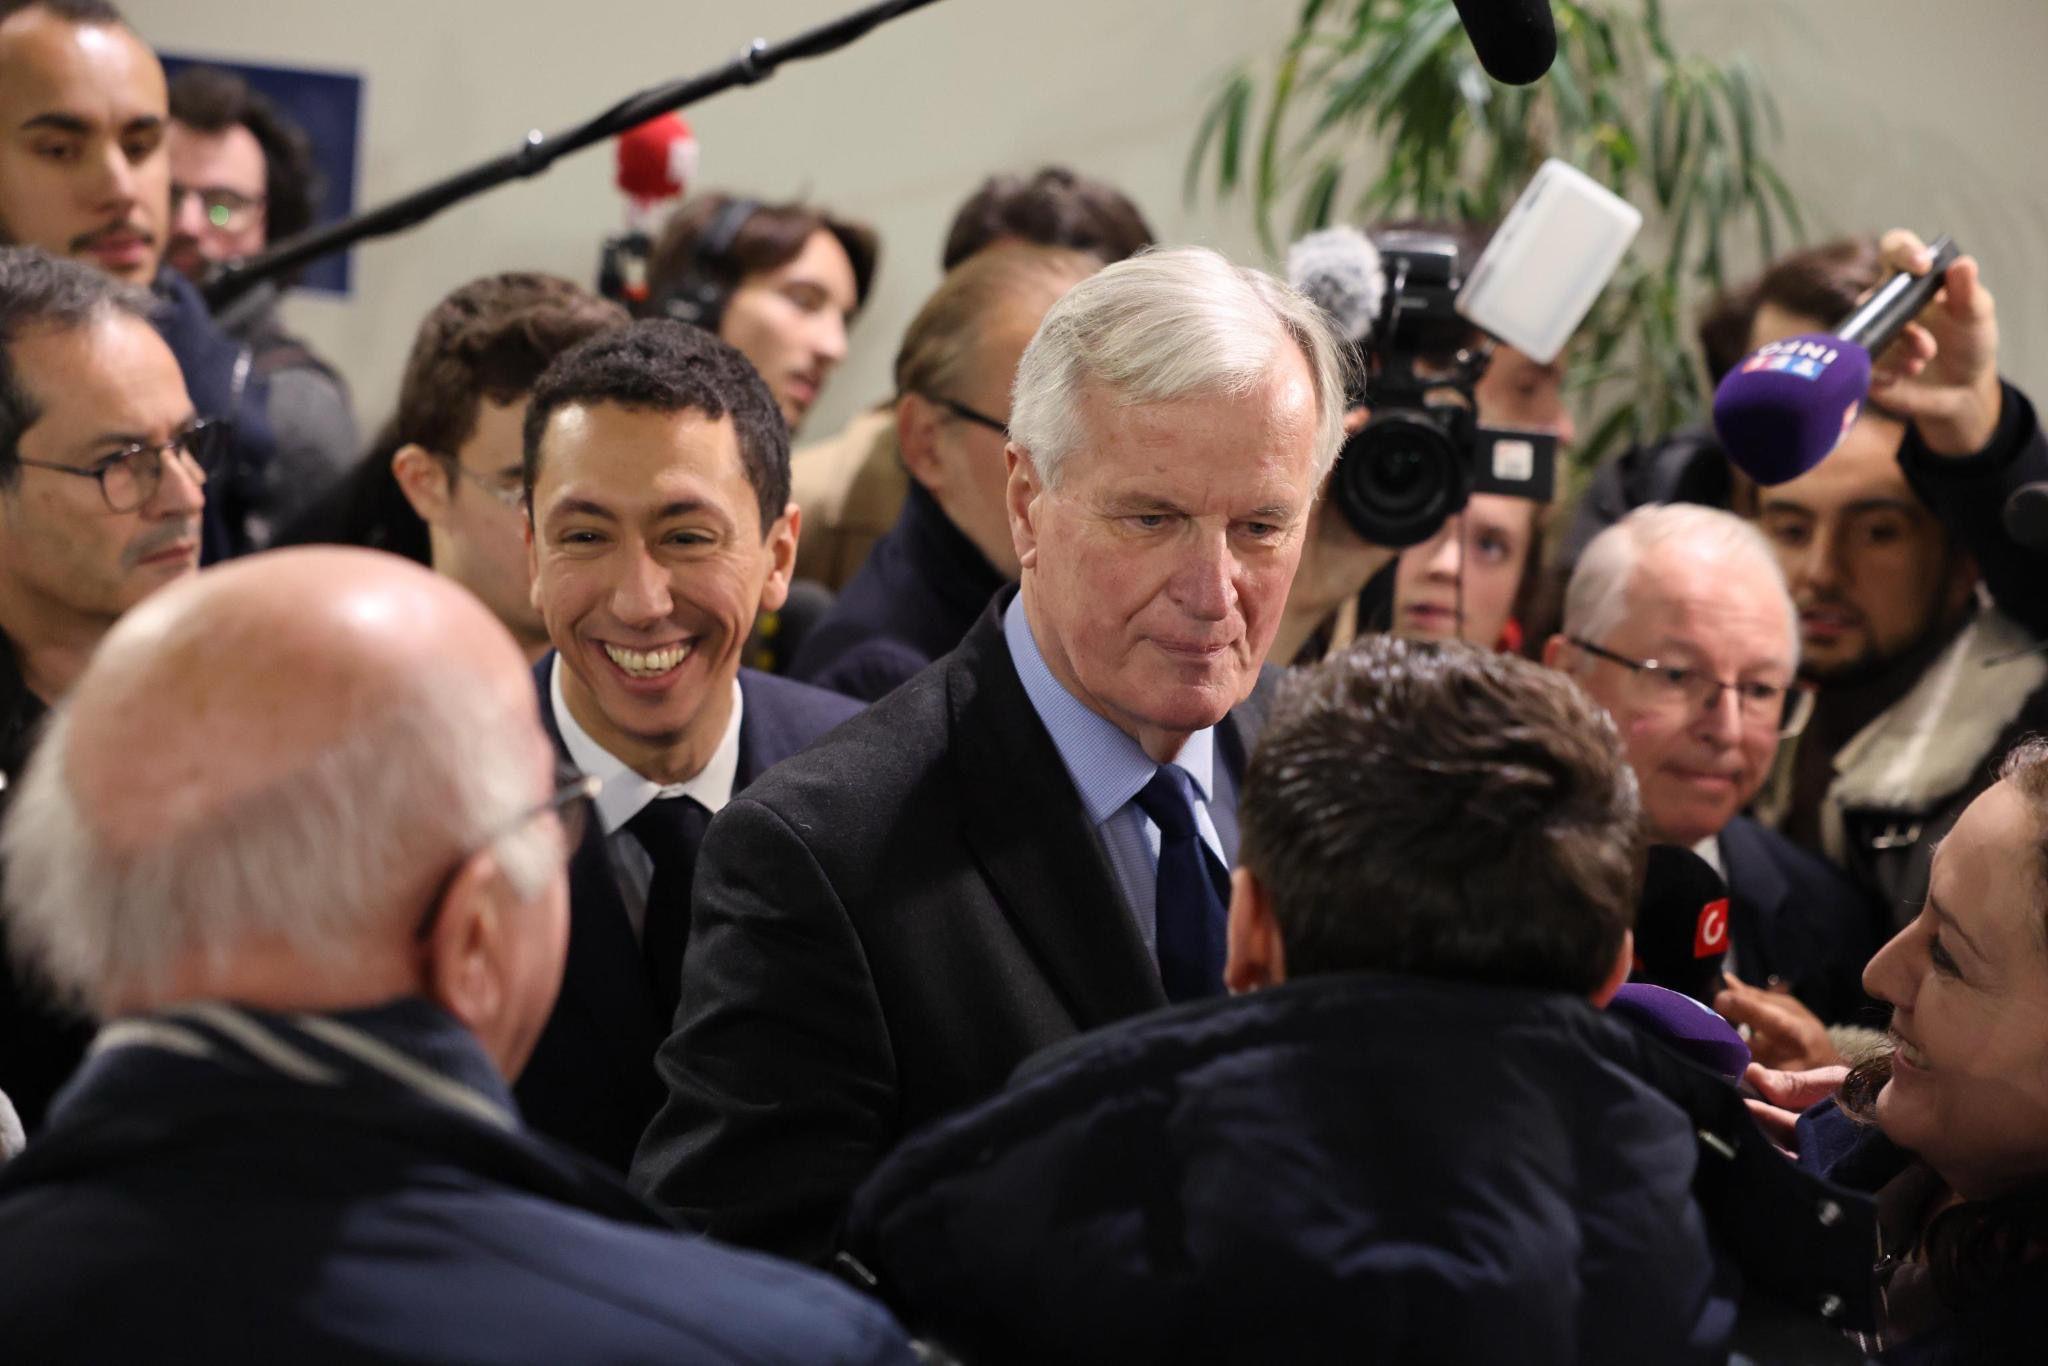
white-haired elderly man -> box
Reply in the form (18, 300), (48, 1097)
(632, 245), (1349, 1265)
(0, 547), (914, 1364)
(1542, 504), (1882, 1069)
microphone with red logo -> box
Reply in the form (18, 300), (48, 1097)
(597, 112), (699, 309)
(1711, 235), (1959, 485)
(1630, 843), (1731, 1006)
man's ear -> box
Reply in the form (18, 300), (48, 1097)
(759, 502), (800, 614)
(1539, 633), (1569, 670)
(525, 510), (544, 615)
(1005, 445), (1042, 572)
(391, 444), (453, 525)
(1224, 866), (1287, 993)
(420, 849), (512, 1050)
(1590, 929), (1634, 1008)
(896, 394), (945, 494)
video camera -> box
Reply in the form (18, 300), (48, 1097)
(1304, 160), (1642, 549)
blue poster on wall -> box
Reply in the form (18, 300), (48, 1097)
(159, 54), (362, 298)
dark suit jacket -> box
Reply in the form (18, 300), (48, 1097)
(789, 482), (1007, 702)
(1719, 815), (1882, 1027)
(631, 597), (1275, 1265)
(516, 658), (861, 1171)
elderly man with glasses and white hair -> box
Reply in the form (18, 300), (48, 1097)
(632, 245), (1349, 1266)
(0, 547), (915, 1364)
(1543, 503), (1883, 1068)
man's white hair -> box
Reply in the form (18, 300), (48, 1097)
(1564, 503), (1800, 665)
(1007, 245), (1351, 488)
(0, 672), (557, 1018)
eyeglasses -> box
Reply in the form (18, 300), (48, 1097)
(15, 418), (228, 513)
(1569, 637), (1816, 738)
(171, 183), (264, 232)
(434, 453), (527, 512)
(925, 394), (1008, 437)
(413, 766), (599, 942)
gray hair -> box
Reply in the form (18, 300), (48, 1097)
(1, 672), (558, 1018)
(1007, 245), (1350, 488)
(1564, 503), (1800, 665)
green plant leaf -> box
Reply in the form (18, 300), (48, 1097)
(1295, 160), (1344, 236)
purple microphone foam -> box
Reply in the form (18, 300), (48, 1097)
(1711, 332), (1872, 486)
(1609, 982), (1751, 1080)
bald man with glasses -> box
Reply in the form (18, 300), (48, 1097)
(1544, 503), (1882, 1070)
(0, 245), (209, 1133)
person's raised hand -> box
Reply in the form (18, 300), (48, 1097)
(1741, 1060), (1850, 1156)
(1714, 971), (1843, 1072)
(1866, 227), (2002, 456)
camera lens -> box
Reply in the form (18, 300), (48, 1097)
(1332, 409), (1471, 548)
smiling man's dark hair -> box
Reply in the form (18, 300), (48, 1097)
(522, 319), (789, 533)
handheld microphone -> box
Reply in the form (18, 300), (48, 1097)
(1607, 982), (1752, 1080)
(1287, 226), (1383, 348)
(2003, 481), (2048, 552)
(1712, 235), (1959, 486)
(1450, 0), (1557, 86)
(1631, 843), (1731, 1006)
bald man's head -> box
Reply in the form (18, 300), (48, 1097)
(2, 548), (574, 1076)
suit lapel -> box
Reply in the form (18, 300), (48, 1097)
(949, 608), (1168, 1028)
(1720, 817), (1797, 980)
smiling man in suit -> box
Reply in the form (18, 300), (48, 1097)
(513, 320), (861, 1171)
(631, 246), (1350, 1264)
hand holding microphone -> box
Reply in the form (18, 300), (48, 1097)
(1713, 229), (2005, 485)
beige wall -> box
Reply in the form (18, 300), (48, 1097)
(126, 0), (2047, 442)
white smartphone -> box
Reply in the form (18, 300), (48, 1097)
(1456, 158), (1642, 364)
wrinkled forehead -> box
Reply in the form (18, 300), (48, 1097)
(1623, 546), (1797, 666)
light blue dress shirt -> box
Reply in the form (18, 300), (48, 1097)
(1003, 594), (1239, 956)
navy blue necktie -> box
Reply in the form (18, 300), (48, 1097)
(626, 795), (711, 1023)
(1131, 766), (1229, 1002)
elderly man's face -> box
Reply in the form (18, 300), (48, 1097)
(0, 11), (169, 285)
(1553, 544), (1796, 847)
(1009, 346), (1323, 760)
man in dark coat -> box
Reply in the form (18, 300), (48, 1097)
(632, 246), (1355, 1264)
(513, 320), (860, 1171)
(790, 243), (1099, 700)
(0, 247), (209, 1134)
(841, 637), (1876, 1365)
(0, 0), (276, 563)
(0, 547), (913, 1365)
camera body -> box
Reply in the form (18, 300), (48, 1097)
(1331, 231), (1559, 549)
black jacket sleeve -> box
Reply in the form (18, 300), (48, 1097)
(629, 796), (898, 1268)
(1898, 379), (2048, 636)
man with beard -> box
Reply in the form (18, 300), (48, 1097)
(1748, 231), (2048, 926)
(0, 246), (210, 1132)
(0, 0), (274, 560)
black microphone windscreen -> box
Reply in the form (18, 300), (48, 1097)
(1632, 844), (1730, 1005)
(2004, 482), (2048, 553)
(1450, 0), (1557, 85)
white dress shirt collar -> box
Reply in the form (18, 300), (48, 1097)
(549, 655), (744, 835)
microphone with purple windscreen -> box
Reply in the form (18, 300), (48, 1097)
(1712, 235), (1959, 485)
(1608, 983), (1752, 1080)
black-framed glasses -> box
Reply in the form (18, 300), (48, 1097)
(926, 394), (1008, 437)
(16, 418), (228, 512)
(1568, 636), (1816, 738)
(171, 183), (264, 232)
(413, 767), (599, 942)
(433, 453), (527, 512)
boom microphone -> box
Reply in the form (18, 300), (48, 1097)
(1712, 235), (1960, 486)
(1287, 226), (1383, 347)
(1450, 0), (1558, 86)
(1631, 844), (1731, 1006)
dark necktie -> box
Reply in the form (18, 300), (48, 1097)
(624, 795), (711, 1024)
(1130, 766), (1229, 1002)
